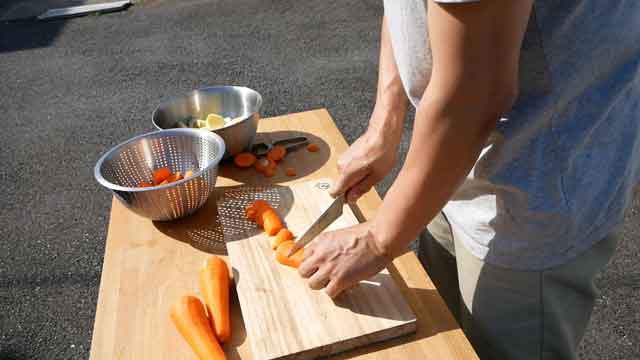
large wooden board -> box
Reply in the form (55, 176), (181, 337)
(217, 179), (416, 360)
(90, 109), (478, 360)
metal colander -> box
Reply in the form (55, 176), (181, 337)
(94, 129), (225, 221)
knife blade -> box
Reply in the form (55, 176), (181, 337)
(287, 194), (346, 257)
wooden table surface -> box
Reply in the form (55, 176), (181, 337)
(89, 109), (478, 359)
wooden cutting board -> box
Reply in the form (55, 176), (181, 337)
(217, 178), (417, 360)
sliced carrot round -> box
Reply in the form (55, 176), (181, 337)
(285, 167), (296, 177)
(307, 143), (320, 152)
(234, 152), (257, 168)
(267, 145), (286, 162)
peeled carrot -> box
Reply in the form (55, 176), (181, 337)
(185, 170), (194, 178)
(307, 143), (320, 152)
(165, 171), (184, 183)
(234, 152), (257, 168)
(275, 241), (304, 268)
(261, 208), (284, 235)
(267, 145), (286, 162)
(153, 167), (171, 184)
(285, 167), (296, 177)
(271, 228), (294, 250)
(170, 295), (226, 360)
(199, 256), (231, 343)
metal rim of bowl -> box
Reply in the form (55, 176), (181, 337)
(150, 85), (263, 131)
(94, 128), (226, 193)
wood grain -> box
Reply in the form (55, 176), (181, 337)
(217, 179), (416, 360)
(89, 109), (478, 360)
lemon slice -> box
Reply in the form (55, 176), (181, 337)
(196, 119), (207, 128)
(205, 113), (225, 129)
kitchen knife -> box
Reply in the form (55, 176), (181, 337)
(287, 194), (346, 257)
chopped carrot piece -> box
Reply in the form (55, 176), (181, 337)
(275, 241), (304, 268)
(153, 167), (171, 184)
(185, 170), (194, 178)
(285, 167), (296, 177)
(245, 208), (257, 221)
(307, 143), (320, 152)
(234, 152), (257, 168)
(139, 181), (154, 188)
(267, 145), (286, 162)
(254, 157), (270, 173)
(271, 229), (294, 250)
(159, 179), (169, 185)
(263, 167), (275, 177)
(261, 208), (283, 235)
(165, 172), (184, 183)
(245, 200), (271, 225)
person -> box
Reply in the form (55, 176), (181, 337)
(296, 0), (640, 359)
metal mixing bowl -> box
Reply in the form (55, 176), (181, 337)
(152, 86), (262, 157)
(94, 129), (225, 221)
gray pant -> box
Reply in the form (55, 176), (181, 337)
(418, 213), (617, 360)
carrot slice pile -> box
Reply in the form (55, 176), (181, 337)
(234, 152), (257, 168)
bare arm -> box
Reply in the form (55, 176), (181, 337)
(329, 16), (410, 202)
(374, 0), (533, 257)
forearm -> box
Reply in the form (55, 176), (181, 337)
(371, 84), (511, 258)
(369, 16), (410, 142)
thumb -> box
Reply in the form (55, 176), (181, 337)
(346, 174), (379, 203)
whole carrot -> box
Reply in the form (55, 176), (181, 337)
(170, 295), (226, 360)
(199, 256), (231, 343)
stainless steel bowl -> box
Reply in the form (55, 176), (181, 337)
(152, 86), (262, 157)
(94, 128), (225, 221)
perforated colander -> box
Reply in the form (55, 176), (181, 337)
(94, 129), (225, 221)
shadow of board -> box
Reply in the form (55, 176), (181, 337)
(219, 130), (331, 185)
(153, 183), (295, 254)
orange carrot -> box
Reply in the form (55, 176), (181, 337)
(199, 256), (231, 343)
(245, 208), (257, 221)
(245, 200), (270, 223)
(271, 228), (294, 250)
(153, 167), (171, 184)
(275, 241), (304, 268)
(261, 208), (283, 235)
(267, 145), (286, 162)
(307, 143), (320, 152)
(159, 179), (169, 185)
(139, 181), (154, 188)
(263, 167), (275, 177)
(170, 295), (226, 360)
(285, 167), (296, 177)
(165, 171), (184, 183)
(234, 152), (257, 168)
(185, 170), (194, 178)
(254, 157), (270, 173)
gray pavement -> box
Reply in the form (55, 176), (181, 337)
(0, 1), (637, 359)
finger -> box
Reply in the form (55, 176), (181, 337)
(325, 277), (351, 299)
(298, 255), (319, 278)
(329, 165), (368, 198)
(307, 265), (332, 290)
(346, 174), (379, 203)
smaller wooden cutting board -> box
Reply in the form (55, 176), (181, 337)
(217, 178), (417, 360)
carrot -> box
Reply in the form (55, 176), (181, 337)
(139, 181), (154, 188)
(153, 167), (171, 184)
(271, 228), (294, 250)
(245, 200), (271, 223)
(159, 179), (169, 185)
(285, 167), (296, 177)
(170, 295), (226, 360)
(263, 167), (275, 177)
(234, 152), (257, 168)
(275, 241), (304, 268)
(165, 171), (184, 183)
(185, 170), (194, 178)
(199, 256), (231, 343)
(307, 143), (320, 152)
(261, 207), (283, 235)
(267, 145), (286, 162)
(254, 157), (270, 173)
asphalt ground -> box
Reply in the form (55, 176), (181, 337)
(0, 1), (638, 359)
